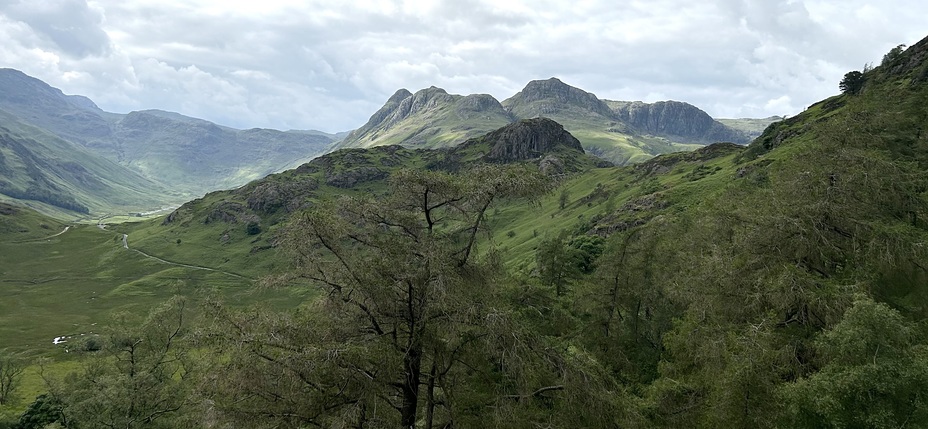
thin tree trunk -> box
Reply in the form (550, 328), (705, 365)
(425, 361), (437, 429)
(400, 346), (423, 428)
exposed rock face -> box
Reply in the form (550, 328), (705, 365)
(882, 35), (928, 79)
(392, 87), (457, 124)
(206, 201), (247, 224)
(503, 77), (615, 119)
(504, 78), (750, 148)
(459, 117), (584, 163)
(538, 155), (566, 175)
(325, 166), (388, 188)
(337, 77), (756, 166)
(241, 178), (319, 214)
(612, 101), (750, 144)
(458, 94), (500, 112)
(365, 88), (414, 130)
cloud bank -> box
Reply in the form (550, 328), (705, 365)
(1, 0), (924, 132)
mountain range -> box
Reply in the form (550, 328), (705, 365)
(0, 68), (336, 217)
(0, 69), (776, 218)
(337, 77), (770, 164)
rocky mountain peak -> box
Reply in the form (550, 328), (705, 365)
(458, 93), (507, 113)
(503, 77), (614, 118)
(401, 86), (455, 114)
(338, 86), (513, 149)
(387, 88), (413, 104)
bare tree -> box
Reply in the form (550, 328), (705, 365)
(0, 351), (24, 405)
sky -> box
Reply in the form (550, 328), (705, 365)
(0, 0), (925, 133)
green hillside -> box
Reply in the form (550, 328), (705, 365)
(717, 115), (784, 138)
(3, 37), (928, 429)
(0, 110), (179, 219)
(109, 110), (334, 196)
(0, 69), (335, 205)
(337, 87), (514, 149)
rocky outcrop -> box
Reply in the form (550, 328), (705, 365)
(325, 166), (388, 188)
(363, 88), (414, 132)
(612, 101), (750, 144)
(241, 178), (319, 214)
(205, 201), (247, 224)
(881, 34), (928, 80)
(457, 117), (584, 163)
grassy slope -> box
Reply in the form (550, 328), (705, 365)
(717, 116), (783, 138)
(488, 143), (745, 273)
(0, 205), (313, 415)
(0, 130), (739, 352)
(5, 42), (928, 420)
(111, 111), (334, 197)
(0, 110), (181, 219)
(344, 95), (513, 149)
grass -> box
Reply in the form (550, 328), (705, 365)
(717, 116), (783, 137)
(344, 90), (513, 150)
(0, 110), (183, 219)
(0, 207), (315, 416)
(486, 144), (747, 274)
(0, 131), (745, 379)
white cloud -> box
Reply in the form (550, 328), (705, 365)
(0, 0), (925, 132)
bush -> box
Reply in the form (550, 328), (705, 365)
(13, 394), (63, 429)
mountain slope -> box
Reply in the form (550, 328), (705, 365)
(504, 78), (750, 164)
(0, 69), (334, 200)
(337, 87), (514, 149)
(717, 116), (783, 138)
(126, 118), (602, 273)
(607, 99), (749, 143)
(0, 109), (177, 218)
(108, 110), (333, 194)
(336, 78), (751, 166)
(503, 78), (616, 120)
(0, 69), (117, 155)
(6, 34), (928, 429)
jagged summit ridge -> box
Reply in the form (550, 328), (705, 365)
(335, 77), (756, 164)
(337, 86), (513, 149)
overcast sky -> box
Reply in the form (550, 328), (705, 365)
(1, 0), (925, 133)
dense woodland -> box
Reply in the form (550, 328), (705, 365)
(3, 40), (928, 428)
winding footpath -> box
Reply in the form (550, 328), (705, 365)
(120, 233), (251, 279)
(11, 225), (71, 243)
(13, 223), (250, 279)
(48, 225), (71, 238)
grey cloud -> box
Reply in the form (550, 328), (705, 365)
(0, 0), (925, 132)
(2, 0), (111, 58)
